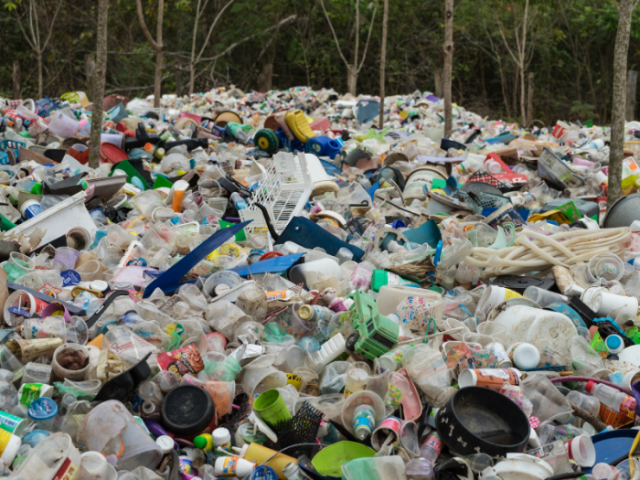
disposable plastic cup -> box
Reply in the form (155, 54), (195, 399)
(75, 260), (101, 282)
(4, 253), (34, 283)
(253, 389), (292, 426)
(53, 247), (80, 272)
(76, 451), (117, 480)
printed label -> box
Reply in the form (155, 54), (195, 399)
(0, 411), (21, 434)
(222, 457), (238, 476)
(52, 458), (77, 480)
(423, 432), (442, 456)
(20, 383), (43, 405)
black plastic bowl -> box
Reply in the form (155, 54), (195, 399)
(436, 386), (530, 456)
(161, 385), (215, 436)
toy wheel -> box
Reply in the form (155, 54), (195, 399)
(346, 332), (360, 352)
(254, 128), (280, 154)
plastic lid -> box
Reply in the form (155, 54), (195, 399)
(512, 343), (541, 370)
(160, 385), (215, 436)
(28, 397), (58, 420)
(213, 428), (231, 445)
(90, 280), (109, 292)
(298, 305), (314, 321)
(605, 335), (624, 354)
(156, 435), (174, 454)
(566, 435), (596, 467)
(371, 269), (388, 292)
(585, 381), (596, 394)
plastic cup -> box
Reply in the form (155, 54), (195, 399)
(53, 247), (80, 272)
(4, 253), (34, 283)
(28, 397), (58, 431)
(253, 389), (292, 426)
(75, 260), (101, 282)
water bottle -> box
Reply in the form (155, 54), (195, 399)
(419, 432), (442, 463)
(230, 192), (247, 211)
(353, 405), (375, 440)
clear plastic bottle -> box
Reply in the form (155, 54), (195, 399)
(353, 405), (375, 440)
(523, 286), (569, 307)
(344, 368), (368, 396)
(585, 380), (636, 417)
(419, 432), (442, 463)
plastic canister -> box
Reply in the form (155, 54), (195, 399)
(0, 428), (20, 464)
(458, 368), (522, 390)
(592, 291), (638, 317)
(237, 443), (297, 480)
(213, 428), (232, 455)
(20, 199), (43, 219)
(0, 410), (27, 437)
(18, 383), (54, 406)
(28, 397), (58, 430)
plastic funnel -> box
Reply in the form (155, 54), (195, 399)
(253, 389), (292, 426)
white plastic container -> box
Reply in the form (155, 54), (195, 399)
(15, 433), (82, 480)
(5, 192), (96, 247)
(306, 333), (347, 373)
(288, 258), (341, 289)
(592, 290), (638, 317)
(377, 285), (442, 316)
(489, 304), (577, 358)
(476, 286), (522, 319)
(510, 343), (541, 370)
(215, 456), (255, 477)
(0, 429), (21, 465)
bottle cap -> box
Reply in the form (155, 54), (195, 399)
(585, 380), (596, 394)
(605, 335), (624, 354)
(193, 435), (207, 449)
(213, 427), (231, 445)
(156, 435), (174, 454)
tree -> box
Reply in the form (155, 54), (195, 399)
(443, 0), (454, 136)
(188, 0), (236, 95)
(319, 0), (378, 96)
(88, 0), (109, 168)
(379, 0), (388, 127)
(12, 0), (61, 98)
(496, 0), (538, 127)
(136, 0), (164, 108)
(608, 0), (640, 206)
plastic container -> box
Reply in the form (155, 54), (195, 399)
(523, 287), (568, 308)
(476, 286), (522, 319)
(15, 432), (82, 480)
(566, 391), (601, 417)
(20, 199), (43, 219)
(76, 451), (118, 480)
(215, 456), (255, 478)
(377, 344), (412, 372)
(253, 389), (292, 426)
(510, 343), (541, 370)
(563, 435), (596, 468)
(458, 369), (522, 390)
(27, 397), (58, 431)
(419, 432), (442, 463)
(237, 443), (298, 480)
(605, 335), (625, 355)
(161, 385), (215, 436)
(0, 410), (28, 437)
(51, 344), (90, 381)
(592, 290), (638, 317)
(213, 427), (232, 455)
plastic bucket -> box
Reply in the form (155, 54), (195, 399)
(403, 167), (447, 201)
(254, 389), (292, 426)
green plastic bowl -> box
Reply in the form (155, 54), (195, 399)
(311, 441), (376, 477)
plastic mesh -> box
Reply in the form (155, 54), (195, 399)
(466, 172), (507, 189)
(272, 401), (323, 457)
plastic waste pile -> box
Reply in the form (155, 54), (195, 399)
(4, 87), (640, 480)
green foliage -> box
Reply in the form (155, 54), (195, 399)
(0, 0), (639, 123)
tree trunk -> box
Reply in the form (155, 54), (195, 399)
(85, 54), (95, 99)
(12, 61), (21, 100)
(258, 63), (273, 92)
(88, 0), (109, 169)
(347, 64), (357, 96)
(520, 68), (526, 127)
(154, 48), (163, 108)
(608, 0), (635, 207)
(443, 0), (454, 136)
(527, 72), (534, 128)
(176, 64), (182, 96)
(379, 0), (388, 128)
(626, 70), (638, 121)
(37, 51), (43, 98)
(434, 68), (443, 98)
(153, 0), (164, 108)
(189, 63), (195, 95)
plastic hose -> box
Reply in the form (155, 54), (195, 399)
(550, 376), (633, 396)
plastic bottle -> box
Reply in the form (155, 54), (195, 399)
(353, 405), (375, 440)
(143, 143), (155, 156)
(604, 335), (625, 355)
(485, 159), (502, 174)
(370, 269), (420, 292)
(566, 390), (601, 417)
(193, 433), (213, 453)
(523, 286), (568, 308)
(0, 429), (21, 465)
(377, 344), (412, 372)
(282, 462), (305, 480)
(585, 380), (636, 417)
(419, 432), (442, 463)
(213, 428), (232, 455)
(230, 192), (247, 211)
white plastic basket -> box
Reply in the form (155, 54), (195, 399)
(240, 151), (312, 234)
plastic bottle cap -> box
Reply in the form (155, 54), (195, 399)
(605, 335), (624, 354)
(565, 435), (596, 467)
(90, 280), (109, 292)
(156, 435), (174, 454)
(585, 381), (596, 394)
(213, 428), (231, 445)
(512, 343), (541, 370)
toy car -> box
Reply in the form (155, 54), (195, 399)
(345, 290), (398, 360)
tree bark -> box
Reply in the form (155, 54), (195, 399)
(608, 0), (636, 207)
(347, 64), (357, 96)
(434, 68), (443, 98)
(88, 0), (109, 169)
(176, 64), (182, 96)
(443, 0), (454, 136)
(12, 61), (21, 100)
(153, 0), (164, 108)
(527, 72), (534, 128)
(85, 54), (95, 98)
(520, 68), (526, 127)
(626, 70), (638, 121)
(37, 51), (43, 98)
(258, 63), (274, 92)
(379, 0), (388, 128)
